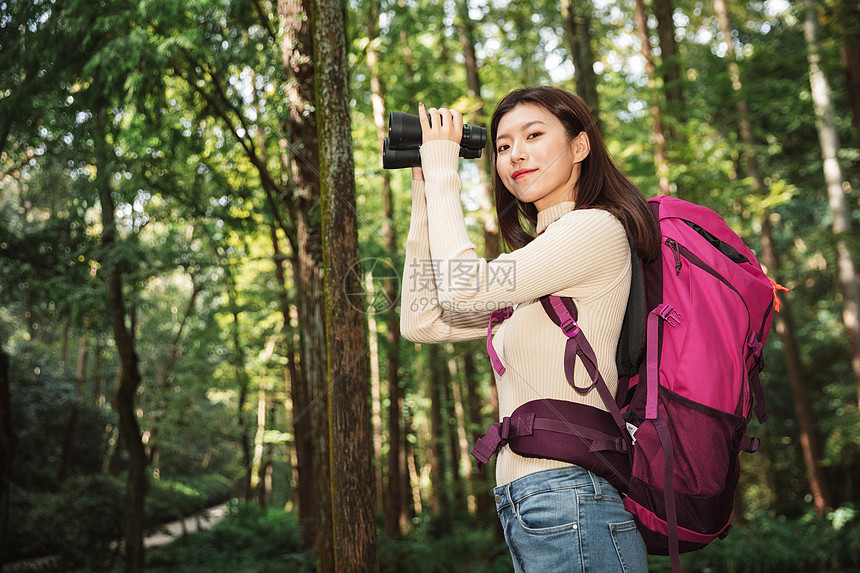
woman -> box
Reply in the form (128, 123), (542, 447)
(400, 86), (660, 572)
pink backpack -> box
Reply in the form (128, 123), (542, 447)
(472, 196), (782, 572)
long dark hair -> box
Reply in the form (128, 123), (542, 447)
(490, 87), (661, 261)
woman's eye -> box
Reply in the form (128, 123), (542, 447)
(527, 132), (542, 139)
(497, 144), (509, 153)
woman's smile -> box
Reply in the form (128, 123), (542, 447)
(512, 168), (537, 180)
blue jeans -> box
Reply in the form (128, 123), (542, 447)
(494, 466), (648, 573)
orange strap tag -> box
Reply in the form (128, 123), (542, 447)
(768, 277), (789, 312)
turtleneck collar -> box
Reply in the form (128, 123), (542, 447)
(536, 201), (576, 234)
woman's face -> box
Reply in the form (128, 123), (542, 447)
(494, 103), (589, 212)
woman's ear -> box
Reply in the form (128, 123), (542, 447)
(572, 132), (590, 163)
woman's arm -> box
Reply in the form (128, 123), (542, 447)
(400, 176), (494, 343)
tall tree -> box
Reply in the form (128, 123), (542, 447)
(652, 0), (685, 125)
(713, 0), (834, 513)
(461, 349), (494, 518)
(561, 0), (600, 119)
(633, 0), (672, 196)
(835, 0), (860, 139)
(95, 109), (148, 571)
(451, 1), (501, 519)
(804, 0), (860, 407)
(310, 0), (379, 568)
(278, 0), (332, 554)
(229, 303), (254, 501)
(444, 356), (466, 504)
(56, 329), (89, 486)
(0, 345), (15, 567)
(365, 0), (407, 538)
(427, 346), (449, 518)
(455, 0), (500, 259)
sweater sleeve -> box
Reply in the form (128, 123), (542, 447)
(419, 140), (629, 308)
(399, 174), (493, 344)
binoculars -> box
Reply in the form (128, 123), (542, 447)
(382, 112), (487, 169)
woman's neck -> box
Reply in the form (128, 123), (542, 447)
(536, 201), (576, 234)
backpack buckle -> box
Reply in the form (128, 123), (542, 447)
(491, 306), (513, 324)
(500, 416), (511, 440)
(747, 332), (763, 358)
(658, 304), (682, 326)
(560, 318), (580, 337)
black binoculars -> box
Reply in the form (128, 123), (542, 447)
(382, 112), (487, 169)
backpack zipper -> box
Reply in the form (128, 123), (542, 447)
(665, 238), (749, 316)
(668, 240), (682, 274)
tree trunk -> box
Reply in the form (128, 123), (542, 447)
(270, 227), (305, 509)
(57, 329), (88, 487)
(364, 2), (406, 538)
(366, 273), (384, 507)
(230, 307), (253, 501)
(0, 345), (16, 568)
(449, 8), (501, 515)
(93, 336), (104, 407)
(714, 0), (834, 513)
(804, 0), (860, 407)
(385, 193), (408, 537)
(251, 384), (268, 503)
(427, 346), (448, 518)
(159, 276), (201, 385)
(96, 111), (147, 572)
(837, 0), (860, 138)
(443, 356), (463, 504)
(633, 0), (672, 196)
(278, 0), (331, 555)
(561, 0), (600, 119)
(463, 350), (492, 518)
(767, 270), (834, 513)
(456, 0), (500, 259)
(105, 412), (125, 476)
(310, 0), (379, 568)
(653, 0), (685, 125)
(405, 406), (424, 516)
(449, 357), (473, 507)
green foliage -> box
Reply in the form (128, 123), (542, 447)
(9, 361), (114, 491)
(7, 472), (233, 565)
(378, 512), (513, 573)
(10, 474), (126, 569)
(145, 501), (315, 573)
(647, 505), (860, 573)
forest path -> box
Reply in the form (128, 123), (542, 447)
(145, 501), (230, 547)
(4, 502), (232, 572)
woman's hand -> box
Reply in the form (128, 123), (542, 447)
(418, 102), (464, 145)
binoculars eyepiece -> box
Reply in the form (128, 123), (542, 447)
(382, 111), (487, 169)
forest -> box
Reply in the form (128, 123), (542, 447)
(1, 0), (859, 571)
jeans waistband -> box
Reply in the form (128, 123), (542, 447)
(493, 465), (609, 510)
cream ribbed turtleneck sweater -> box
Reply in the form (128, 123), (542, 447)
(400, 140), (631, 486)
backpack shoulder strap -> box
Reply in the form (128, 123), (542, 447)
(540, 295), (629, 435)
(616, 236), (645, 383)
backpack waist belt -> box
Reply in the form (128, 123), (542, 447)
(472, 398), (632, 492)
